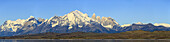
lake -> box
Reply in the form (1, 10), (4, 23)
(0, 39), (170, 42)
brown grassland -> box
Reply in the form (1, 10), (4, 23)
(1, 30), (170, 39)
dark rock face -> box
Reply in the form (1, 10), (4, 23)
(120, 23), (170, 32)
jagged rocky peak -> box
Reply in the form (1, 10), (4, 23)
(101, 17), (116, 22)
(49, 16), (60, 21)
(92, 13), (96, 20)
(46, 16), (60, 27)
(101, 17), (107, 21)
(24, 16), (38, 24)
(27, 16), (35, 19)
(66, 10), (84, 16)
(100, 17), (119, 28)
(38, 18), (45, 22)
(96, 16), (101, 21)
(27, 16), (36, 21)
(84, 13), (89, 17)
(29, 16), (35, 18)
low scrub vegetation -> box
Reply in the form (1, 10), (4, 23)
(1, 30), (170, 39)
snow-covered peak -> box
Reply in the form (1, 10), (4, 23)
(154, 23), (170, 27)
(121, 24), (131, 27)
(28, 16), (35, 19)
(59, 10), (94, 29)
(62, 10), (91, 22)
(135, 22), (143, 24)
(0, 10), (120, 31)
(48, 10), (92, 28)
(0, 19), (27, 32)
(5, 19), (26, 25)
(96, 16), (100, 20)
(74, 10), (81, 12)
(49, 16), (59, 21)
(100, 17), (120, 28)
(26, 16), (36, 21)
(83, 13), (89, 17)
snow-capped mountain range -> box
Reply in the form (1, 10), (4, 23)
(121, 22), (170, 27)
(0, 10), (170, 36)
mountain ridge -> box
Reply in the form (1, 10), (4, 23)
(0, 10), (170, 36)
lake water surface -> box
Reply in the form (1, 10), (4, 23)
(0, 39), (170, 42)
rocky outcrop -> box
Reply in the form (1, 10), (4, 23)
(92, 13), (96, 20)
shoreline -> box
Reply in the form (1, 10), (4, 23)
(1, 39), (170, 40)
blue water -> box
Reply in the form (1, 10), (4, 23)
(0, 39), (170, 42)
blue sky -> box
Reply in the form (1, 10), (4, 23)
(0, 0), (170, 25)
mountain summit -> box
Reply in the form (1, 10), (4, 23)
(0, 10), (170, 36)
(0, 10), (120, 36)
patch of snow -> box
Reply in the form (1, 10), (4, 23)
(26, 16), (35, 21)
(68, 26), (73, 29)
(52, 21), (59, 27)
(102, 25), (113, 28)
(30, 20), (37, 23)
(121, 24), (131, 27)
(135, 22), (143, 24)
(44, 19), (48, 22)
(38, 19), (48, 26)
(78, 25), (83, 28)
